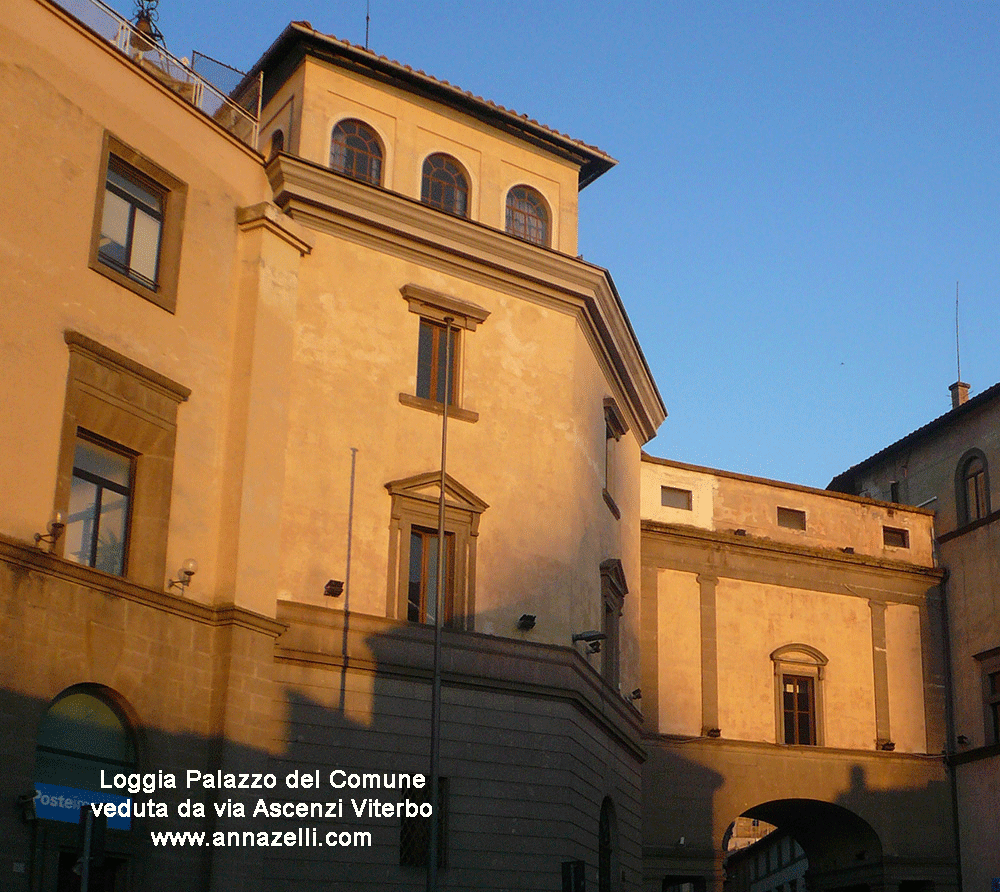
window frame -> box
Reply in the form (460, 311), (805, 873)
(956, 448), (991, 527)
(600, 559), (628, 688)
(420, 153), (470, 218)
(505, 185), (550, 247)
(53, 331), (189, 588)
(66, 431), (137, 576)
(329, 118), (383, 186)
(89, 133), (186, 313)
(776, 506), (807, 531)
(416, 320), (460, 407)
(399, 284), (489, 423)
(975, 647), (1000, 746)
(385, 472), (487, 631)
(602, 398), (629, 520)
(407, 526), (456, 625)
(771, 644), (827, 746)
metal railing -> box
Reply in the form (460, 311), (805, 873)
(53, 0), (260, 150)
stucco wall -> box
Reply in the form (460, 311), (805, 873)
(294, 58), (580, 254)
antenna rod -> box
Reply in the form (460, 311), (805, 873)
(365, 0), (370, 48)
(955, 280), (961, 383)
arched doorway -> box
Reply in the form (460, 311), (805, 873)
(33, 685), (141, 892)
(722, 800), (884, 892)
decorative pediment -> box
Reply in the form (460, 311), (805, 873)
(600, 558), (628, 600)
(385, 471), (488, 515)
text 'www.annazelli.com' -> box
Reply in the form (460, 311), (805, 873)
(151, 828), (372, 847)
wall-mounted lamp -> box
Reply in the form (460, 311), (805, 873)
(841, 546), (855, 554)
(34, 511), (65, 552)
(957, 734), (970, 746)
(734, 528), (747, 536)
(572, 630), (606, 654)
(324, 579), (344, 598)
(705, 727), (721, 738)
(877, 739), (895, 752)
(627, 688), (641, 702)
(18, 791), (38, 823)
(516, 614), (536, 631)
(168, 558), (198, 592)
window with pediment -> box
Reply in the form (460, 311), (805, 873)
(385, 472), (487, 630)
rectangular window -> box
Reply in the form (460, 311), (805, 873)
(98, 157), (164, 290)
(416, 320), (459, 406)
(661, 486), (693, 510)
(89, 133), (186, 312)
(883, 526), (910, 549)
(399, 778), (447, 867)
(64, 434), (134, 576)
(782, 675), (816, 745)
(407, 527), (455, 624)
(776, 507), (806, 531)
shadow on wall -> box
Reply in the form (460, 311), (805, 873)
(2, 606), (643, 892)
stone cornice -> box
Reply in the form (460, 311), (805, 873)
(274, 600), (645, 760)
(236, 202), (314, 255)
(0, 535), (286, 637)
(266, 154), (665, 443)
(641, 520), (944, 599)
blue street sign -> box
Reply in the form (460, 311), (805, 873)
(34, 783), (131, 830)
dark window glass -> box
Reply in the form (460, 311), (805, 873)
(408, 527), (454, 624)
(782, 675), (815, 745)
(416, 320), (458, 405)
(65, 435), (133, 576)
(421, 154), (468, 217)
(330, 119), (382, 185)
(962, 455), (989, 523)
(98, 157), (163, 289)
(505, 185), (549, 246)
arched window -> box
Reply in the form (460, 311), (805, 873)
(421, 154), (468, 218)
(268, 129), (284, 160)
(771, 644), (827, 746)
(956, 449), (990, 526)
(330, 119), (383, 185)
(35, 685), (139, 790)
(505, 185), (549, 246)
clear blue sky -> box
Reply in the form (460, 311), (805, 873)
(151, 0), (999, 489)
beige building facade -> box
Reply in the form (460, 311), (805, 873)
(830, 382), (1000, 892)
(0, 2), (977, 892)
(1, 1), (663, 890)
(640, 456), (957, 892)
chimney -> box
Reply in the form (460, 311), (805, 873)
(949, 381), (969, 409)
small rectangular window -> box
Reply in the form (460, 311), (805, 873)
(416, 320), (459, 406)
(65, 433), (134, 576)
(883, 526), (909, 549)
(89, 134), (186, 312)
(661, 486), (693, 510)
(776, 507), (806, 531)
(987, 668), (1000, 745)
